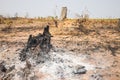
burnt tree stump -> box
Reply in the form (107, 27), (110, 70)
(20, 25), (52, 61)
(26, 25), (52, 52)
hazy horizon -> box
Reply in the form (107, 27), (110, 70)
(0, 0), (120, 18)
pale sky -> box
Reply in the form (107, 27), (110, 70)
(0, 0), (120, 18)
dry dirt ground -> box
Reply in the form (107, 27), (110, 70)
(0, 19), (120, 80)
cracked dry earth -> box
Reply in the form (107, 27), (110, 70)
(0, 24), (120, 80)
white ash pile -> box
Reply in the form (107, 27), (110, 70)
(0, 48), (96, 80)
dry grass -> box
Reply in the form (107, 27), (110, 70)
(0, 18), (119, 39)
